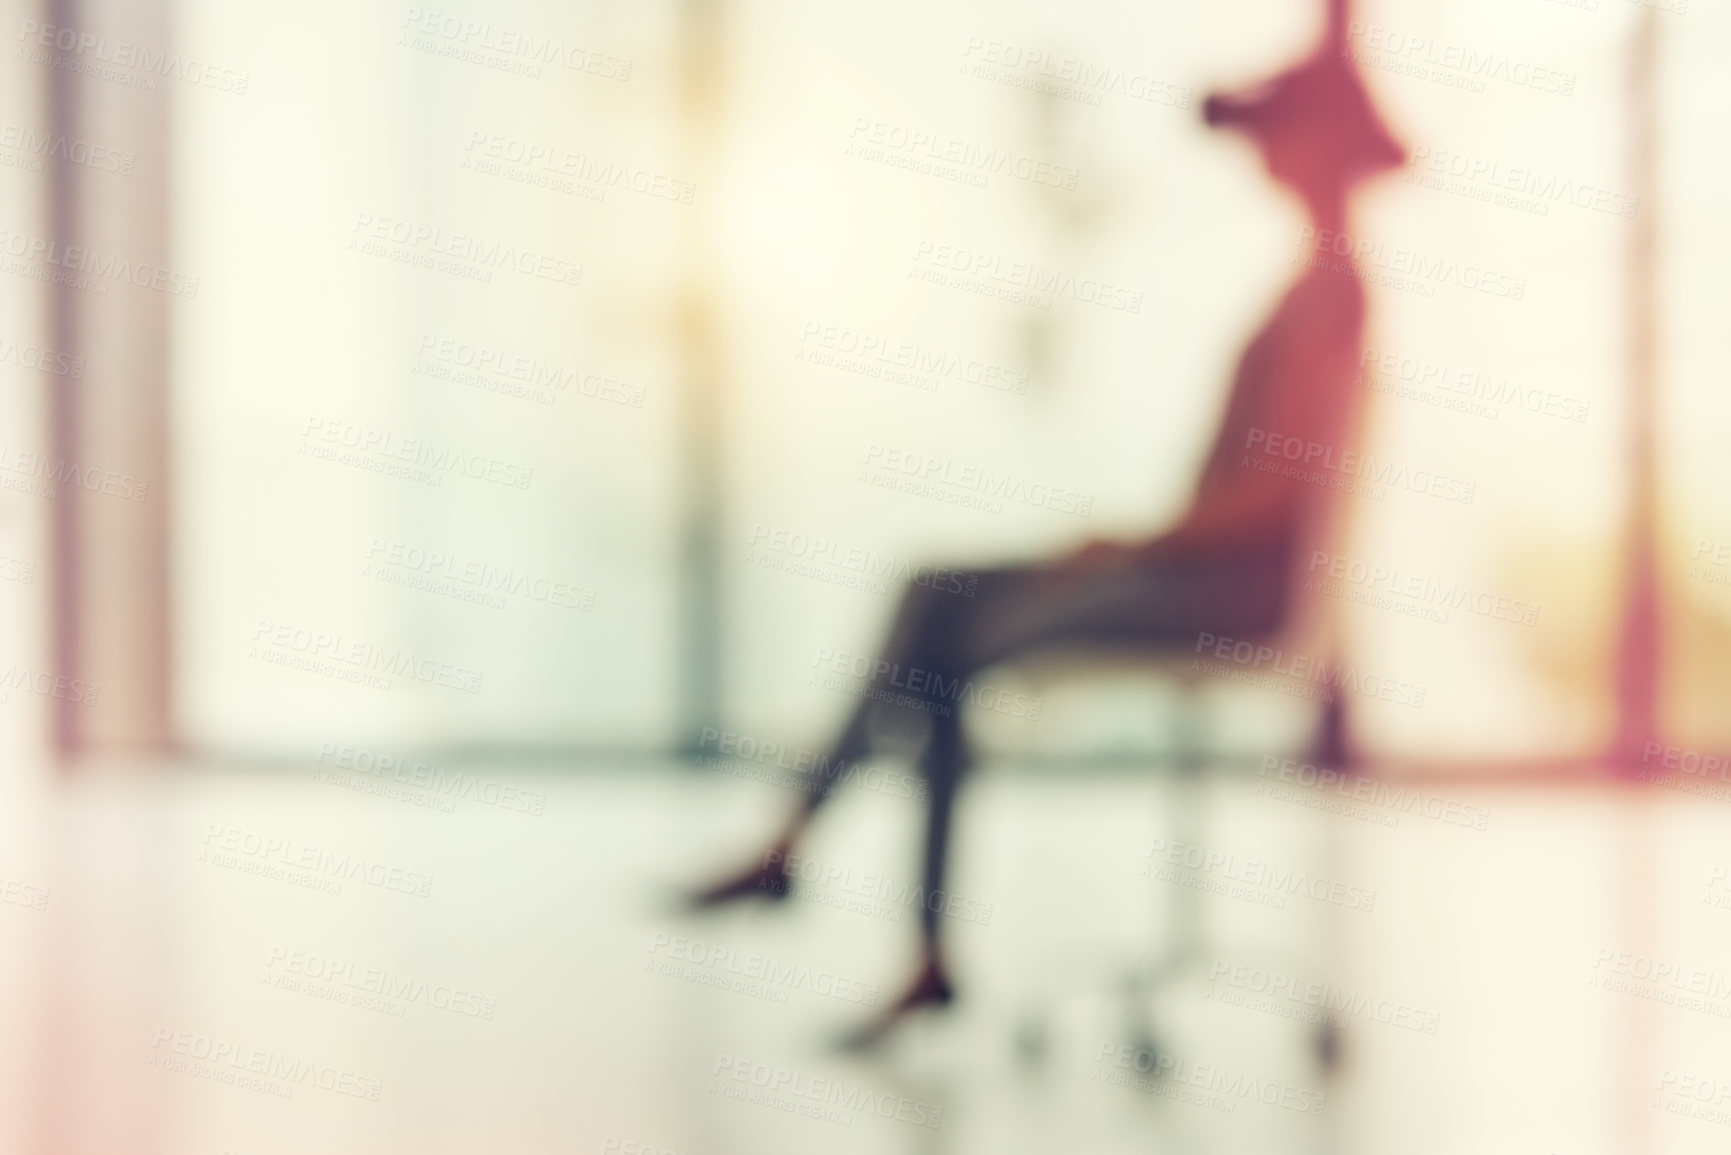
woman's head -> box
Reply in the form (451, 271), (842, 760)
(1203, 1), (1404, 222)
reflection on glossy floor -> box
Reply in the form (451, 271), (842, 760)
(3, 755), (1728, 1155)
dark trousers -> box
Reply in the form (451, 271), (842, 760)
(800, 539), (1294, 942)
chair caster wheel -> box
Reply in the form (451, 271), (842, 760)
(1013, 1009), (1048, 1067)
(1130, 1028), (1165, 1080)
(1313, 1020), (1343, 1074)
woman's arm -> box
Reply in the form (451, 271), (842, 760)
(1060, 479), (1295, 569)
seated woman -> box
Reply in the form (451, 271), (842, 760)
(692, 0), (1405, 1048)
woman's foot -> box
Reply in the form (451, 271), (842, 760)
(837, 956), (955, 1051)
(687, 851), (794, 909)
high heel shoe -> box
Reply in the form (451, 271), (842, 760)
(686, 853), (794, 909)
(836, 956), (955, 1051)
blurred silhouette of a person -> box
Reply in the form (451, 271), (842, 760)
(693, 0), (1404, 1047)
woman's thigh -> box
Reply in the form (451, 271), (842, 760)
(953, 553), (1289, 672)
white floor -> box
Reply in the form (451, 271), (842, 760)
(2, 755), (1728, 1155)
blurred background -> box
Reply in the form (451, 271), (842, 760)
(1, 0), (1729, 1151)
